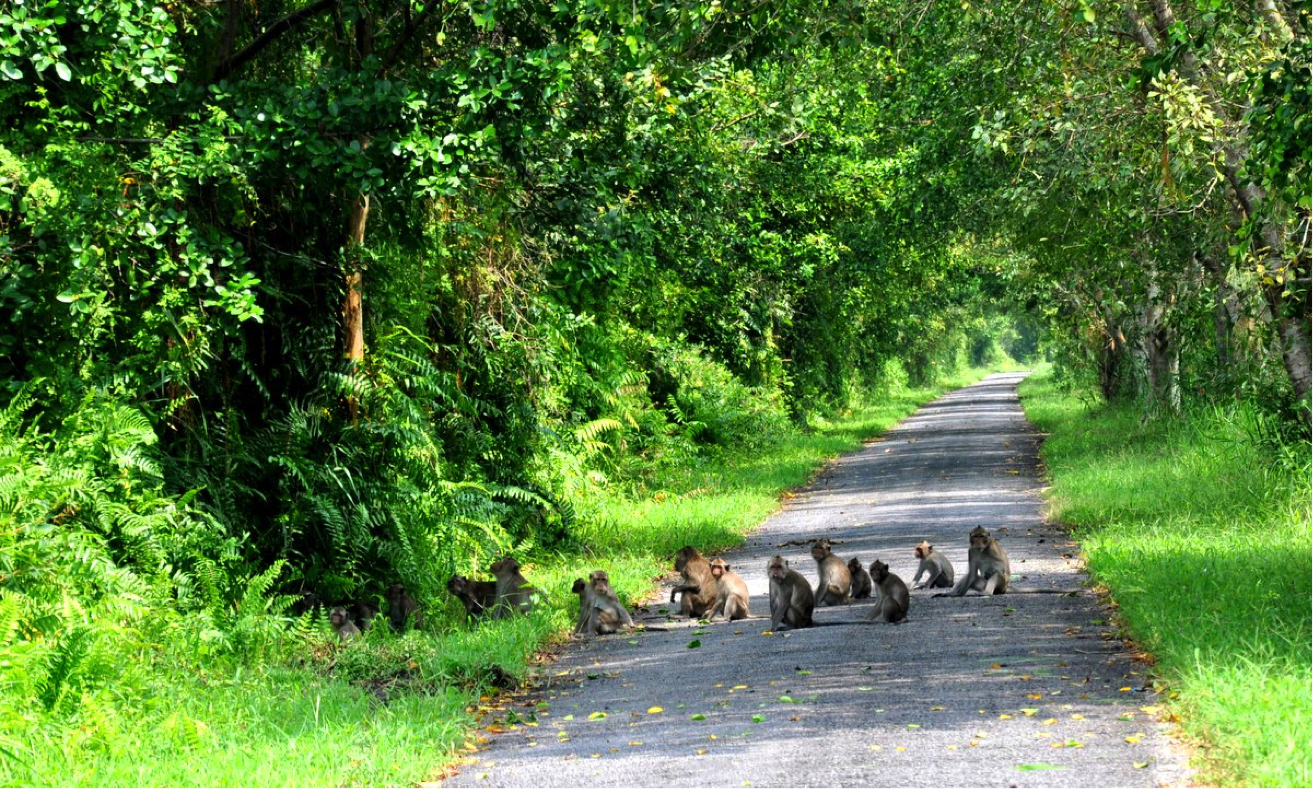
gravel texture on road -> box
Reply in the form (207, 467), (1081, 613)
(440, 373), (1192, 788)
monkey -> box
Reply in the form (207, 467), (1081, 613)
(490, 556), (535, 617)
(707, 558), (750, 621)
(447, 575), (497, 621)
(386, 583), (424, 631)
(766, 555), (814, 631)
(669, 546), (717, 618)
(865, 560), (910, 623)
(575, 571), (634, 635)
(289, 591), (322, 617)
(848, 557), (873, 599)
(941, 526), (1010, 596)
(572, 578), (593, 633)
(810, 539), (852, 606)
(330, 606), (361, 642)
(911, 541), (956, 590)
(349, 599), (378, 631)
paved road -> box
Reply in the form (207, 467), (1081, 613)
(441, 373), (1191, 788)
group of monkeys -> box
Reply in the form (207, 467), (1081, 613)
(573, 524), (1012, 636)
(329, 557), (537, 642)
(328, 525), (1012, 641)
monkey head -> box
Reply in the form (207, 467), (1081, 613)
(674, 546), (701, 572)
(490, 556), (520, 575)
(709, 558), (729, 578)
(969, 526), (991, 548)
(447, 575), (471, 595)
(915, 541), (933, 559)
(588, 571), (614, 596)
(847, 557), (863, 573)
(572, 578), (587, 595)
(386, 583), (407, 601)
(810, 539), (833, 560)
(869, 559), (890, 583)
(330, 607), (348, 626)
(767, 556), (789, 579)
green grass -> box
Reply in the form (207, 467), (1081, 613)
(1017, 367), (1312, 788)
(4, 365), (1007, 787)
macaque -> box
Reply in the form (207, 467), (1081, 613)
(385, 583), (424, 631)
(848, 557), (873, 599)
(490, 556), (535, 617)
(349, 599), (378, 631)
(447, 575), (497, 621)
(575, 571), (634, 635)
(707, 558), (750, 621)
(810, 539), (852, 606)
(943, 526), (1010, 596)
(330, 606), (361, 642)
(766, 556), (814, 631)
(912, 541), (956, 590)
(866, 560), (909, 623)
(289, 591), (323, 617)
(669, 546), (717, 618)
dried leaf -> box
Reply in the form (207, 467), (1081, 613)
(647, 706), (664, 714)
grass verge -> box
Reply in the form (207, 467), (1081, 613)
(6, 365), (1011, 787)
(1017, 367), (1311, 788)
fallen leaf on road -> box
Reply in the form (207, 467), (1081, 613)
(690, 714), (707, 721)
(1070, 714), (1085, 721)
(647, 707), (663, 714)
(1125, 733), (1144, 744)
(930, 706), (945, 711)
(1133, 761), (1150, 769)
(1042, 718), (1058, 725)
(1015, 764), (1066, 771)
(1020, 709), (1038, 716)
(587, 712), (607, 720)
(1026, 693), (1043, 700)
(752, 715), (765, 723)
(687, 639), (702, 649)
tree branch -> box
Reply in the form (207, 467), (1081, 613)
(212, 0), (338, 82)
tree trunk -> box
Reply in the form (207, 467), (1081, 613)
(343, 189), (369, 420)
(1124, 0), (1309, 413)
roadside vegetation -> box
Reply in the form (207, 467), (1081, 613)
(1019, 368), (1311, 788)
(1, 362), (1008, 786)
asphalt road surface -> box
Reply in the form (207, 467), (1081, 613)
(440, 373), (1192, 788)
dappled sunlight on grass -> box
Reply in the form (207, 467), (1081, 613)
(1018, 368), (1311, 788)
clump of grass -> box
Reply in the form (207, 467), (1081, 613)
(1018, 367), (1311, 788)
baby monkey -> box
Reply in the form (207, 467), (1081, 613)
(911, 541), (955, 590)
(847, 557), (873, 599)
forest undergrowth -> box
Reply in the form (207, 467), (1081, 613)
(1018, 368), (1312, 789)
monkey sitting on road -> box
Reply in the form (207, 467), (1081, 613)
(848, 557), (873, 599)
(707, 558), (750, 621)
(574, 571), (634, 635)
(670, 546), (717, 618)
(911, 541), (955, 590)
(766, 556), (814, 631)
(866, 560), (909, 623)
(939, 526), (1010, 596)
(810, 539), (852, 606)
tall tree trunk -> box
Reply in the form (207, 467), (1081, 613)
(343, 188), (369, 420)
